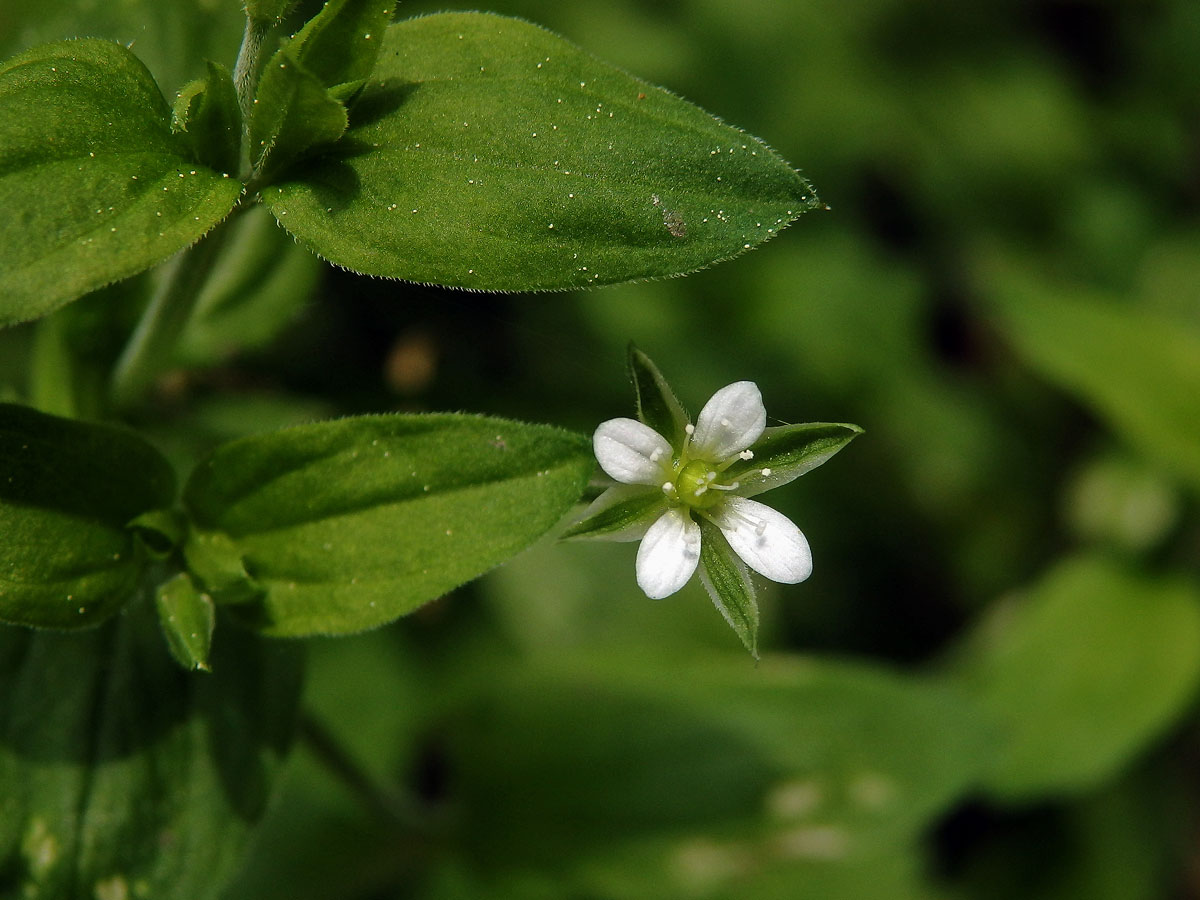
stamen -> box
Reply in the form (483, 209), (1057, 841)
(705, 470), (717, 482)
(684, 423), (695, 435)
(661, 481), (674, 494)
(649, 448), (663, 462)
(740, 450), (754, 460)
(761, 467), (772, 476)
(724, 506), (766, 536)
(710, 481), (739, 492)
(694, 484), (708, 497)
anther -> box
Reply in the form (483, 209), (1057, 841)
(710, 481), (739, 492)
(661, 481), (674, 494)
(649, 448), (663, 462)
(740, 450), (754, 460)
(685, 423), (695, 435)
(694, 484), (708, 497)
(761, 467), (772, 476)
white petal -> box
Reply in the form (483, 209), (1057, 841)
(636, 508), (701, 599)
(691, 381), (766, 461)
(709, 496), (812, 584)
(593, 417), (673, 485)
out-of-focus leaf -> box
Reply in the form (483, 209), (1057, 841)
(990, 267), (1200, 495)
(951, 554), (1200, 801)
(264, 12), (820, 290)
(1063, 454), (1181, 554)
(0, 403), (175, 629)
(0, 0), (244, 96)
(183, 414), (592, 636)
(436, 651), (992, 896)
(177, 206), (322, 366)
(0, 608), (302, 900)
(0, 39), (242, 325)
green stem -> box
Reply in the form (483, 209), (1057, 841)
(299, 712), (426, 830)
(233, 15), (273, 128)
(30, 311), (79, 419)
(109, 223), (232, 409)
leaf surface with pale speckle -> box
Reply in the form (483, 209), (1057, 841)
(264, 12), (820, 291)
(0, 39), (242, 326)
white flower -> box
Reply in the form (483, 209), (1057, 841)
(591, 381), (812, 599)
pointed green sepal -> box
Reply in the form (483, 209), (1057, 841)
(248, 45), (348, 178)
(155, 572), (216, 671)
(627, 344), (689, 450)
(183, 528), (265, 606)
(561, 484), (666, 542)
(289, 0), (396, 97)
(172, 61), (242, 175)
(697, 518), (759, 657)
(128, 507), (188, 558)
(725, 422), (863, 499)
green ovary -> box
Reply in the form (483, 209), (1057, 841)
(673, 459), (729, 510)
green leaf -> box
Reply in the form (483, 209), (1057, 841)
(172, 60), (242, 176)
(248, 43), (349, 177)
(728, 422), (865, 499)
(950, 554), (1200, 801)
(0, 403), (176, 629)
(990, 267), (1200, 494)
(155, 572), (216, 671)
(628, 344), (689, 449)
(289, 0), (396, 97)
(263, 12), (821, 291)
(0, 607), (302, 900)
(183, 414), (593, 636)
(0, 39), (243, 326)
(697, 518), (759, 657)
(560, 484), (665, 542)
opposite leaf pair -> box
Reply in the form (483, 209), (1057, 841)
(567, 347), (861, 657)
(0, 403), (591, 670)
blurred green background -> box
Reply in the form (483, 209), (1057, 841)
(3, 0), (1200, 897)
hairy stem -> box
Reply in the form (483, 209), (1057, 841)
(109, 223), (232, 409)
(233, 15), (273, 130)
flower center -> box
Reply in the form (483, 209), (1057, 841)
(670, 459), (736, 510)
